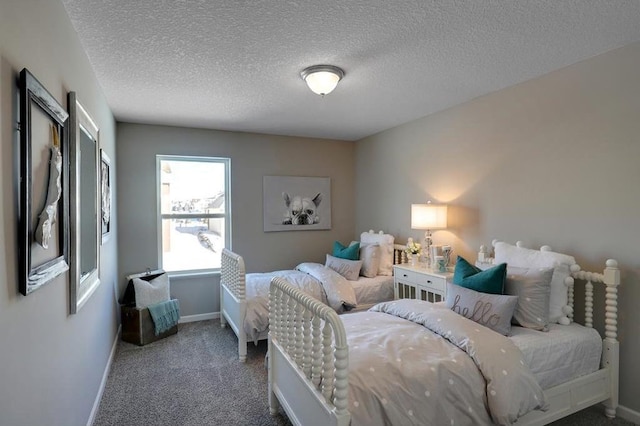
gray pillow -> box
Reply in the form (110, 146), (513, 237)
(325, 254), (363, 281)
(445, 282), (518, 336)
(505, 267), (553, 331)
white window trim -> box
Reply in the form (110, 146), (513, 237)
(156, 155), (231, 276)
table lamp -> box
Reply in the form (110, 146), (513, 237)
(411, 202), (448, 268)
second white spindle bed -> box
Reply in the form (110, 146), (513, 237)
(220, 240), (408, 361)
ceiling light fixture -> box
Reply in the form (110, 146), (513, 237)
(300, 65), (345, 96)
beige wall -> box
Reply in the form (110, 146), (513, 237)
(0, 1), (118, 425)
(355, 42), (640, 415)
(116, 123), (355, 316)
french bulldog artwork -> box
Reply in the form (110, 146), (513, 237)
(282, 192), (322, 225)
(263, 176), (331, 232)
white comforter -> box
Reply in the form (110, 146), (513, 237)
(244, 263), (356, 342)
(344, 300), (547, 425)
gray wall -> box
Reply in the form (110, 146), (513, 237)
(116, 123), (355, 316)
(355, 42), (640, 415)
(0, 1), (119, 426)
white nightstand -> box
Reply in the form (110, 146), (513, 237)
(393, 264), (453, 302)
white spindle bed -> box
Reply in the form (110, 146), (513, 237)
(220, 240), (408, 362)
(268, 252), (620, 425)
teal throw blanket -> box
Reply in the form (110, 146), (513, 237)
(147, 299), (180, 336)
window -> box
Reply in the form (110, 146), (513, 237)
(157, 156), (230, 273)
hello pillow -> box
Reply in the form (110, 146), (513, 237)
(446, 282), (518, 336)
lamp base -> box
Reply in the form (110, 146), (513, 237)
(423, 230), (433, 269)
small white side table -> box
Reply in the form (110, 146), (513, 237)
(393, 263), (453, 302)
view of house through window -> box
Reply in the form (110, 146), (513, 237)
(158, 156), (230, 273)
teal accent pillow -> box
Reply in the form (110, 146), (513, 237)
(453, 256), (507, 294)
(333, 241), (360, 260)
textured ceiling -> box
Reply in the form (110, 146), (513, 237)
(61, 0), (640, 141)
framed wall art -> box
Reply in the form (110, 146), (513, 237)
(18, 68), (70, 295)
(68, 91), (101, 314)
(100, 149), (112, 244)
(263, 176), (331, 232)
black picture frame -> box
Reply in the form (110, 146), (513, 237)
(18, 68), (70, 295)
(100, 149), (112, 244)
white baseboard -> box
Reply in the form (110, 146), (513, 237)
(617, 404), (640, 424)
(179, 312), (220, 323)
(87, 324), (121, 426)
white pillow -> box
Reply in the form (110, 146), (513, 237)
(494, 242), (575, 268)
(360, 231), (394, 276)
(494, 242), (575, 324)
(325, 254), (363, 281)
(133, 274), (170, 309)
(359, 244), (380, 278)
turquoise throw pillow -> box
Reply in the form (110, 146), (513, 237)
(333, 241), (360, 260)
(453, 256), (507, 294)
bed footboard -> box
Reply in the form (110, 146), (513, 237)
(269, 276), (349, 426)
(220, 248), (248, 362)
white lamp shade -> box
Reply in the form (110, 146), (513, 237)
(301, 65), (344, 96)
(411, 204), (448, 230)
(304, 71), (341, 95)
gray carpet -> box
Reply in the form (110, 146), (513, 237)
(95, 320), (635, 426)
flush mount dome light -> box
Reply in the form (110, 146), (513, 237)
(300, 65), (345, 96)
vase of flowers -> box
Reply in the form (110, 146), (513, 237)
(405, 238), (421, 266)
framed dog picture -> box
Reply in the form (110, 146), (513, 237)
(263, 176), (331, 232)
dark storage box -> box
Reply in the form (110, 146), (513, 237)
(120, 270), (178, 346)
(120, 305), (178, 346)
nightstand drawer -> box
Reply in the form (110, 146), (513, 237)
(421, 275), (446, 293)
(395, 269), (426, 285)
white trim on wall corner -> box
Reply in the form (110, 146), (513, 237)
(617, 404), (640, 425)
(179, 312), (220, 324)
(87, 324), (121, 426)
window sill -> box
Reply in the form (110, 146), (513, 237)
(167, 270), (220, 280)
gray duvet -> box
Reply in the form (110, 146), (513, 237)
(244, 263), (356, 342)
(341, 299), (547, 425)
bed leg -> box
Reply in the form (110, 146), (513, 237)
(220, 313), (227, 328)
(239, 333), (247, 363)
(604, 405), (617, 419)
(268, 385), (280, 416)
(268, 340), (280, 415)
(602, 338), (619, 418)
